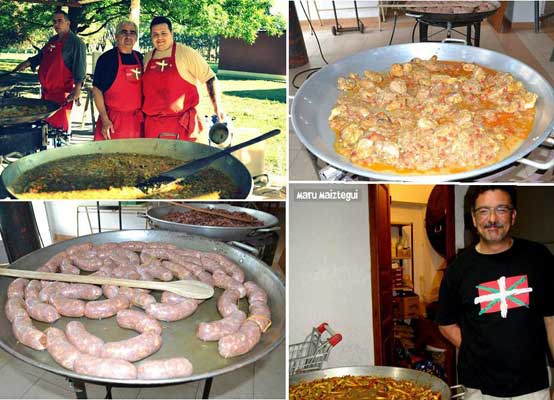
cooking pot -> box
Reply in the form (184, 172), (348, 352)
(291, 42), (554, 181)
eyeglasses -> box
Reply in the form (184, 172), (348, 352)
(119, 29), (137, 36)
(473, 205), (513, 219)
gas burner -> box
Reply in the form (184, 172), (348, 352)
(0, 122), (48, 157)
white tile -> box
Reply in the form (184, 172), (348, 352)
(38, 369), (74, 391)
(253, 342), (286, 399)
(209, 364), (255, 399)
(288, 130), (304, 151)
(290, 148), (319, 181)
(0, 362), (40, 398)
(85, 382), (140, 399)
(137, 381), (200, 399)
(21, 378), (75, 399)
(5, 357), (45, 379)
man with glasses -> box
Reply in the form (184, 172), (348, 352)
(437, 186), (554, 400)
(92, 20), (143, 140)
(142, 16), (224, 141)
(14, 9), (86, 132)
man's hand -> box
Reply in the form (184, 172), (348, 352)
(215, 111), (225, 123)
(100, 116), (114, 140)
(438, 323), (462, 348)
(14, 60), (30, 72)
(66, 87), (81, 106)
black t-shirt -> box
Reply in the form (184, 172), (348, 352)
(93, 48), (143, 92)
(437, 238), (554, 397)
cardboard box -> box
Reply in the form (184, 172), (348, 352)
(393, 294), (420, 319)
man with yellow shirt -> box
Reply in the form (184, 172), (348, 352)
(143, 16), (224, 141)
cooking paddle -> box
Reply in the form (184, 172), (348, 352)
(0, 267), (214, 299)
(136, 129), (281, 195)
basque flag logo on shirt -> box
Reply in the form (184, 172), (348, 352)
(474, 275), (532, 318)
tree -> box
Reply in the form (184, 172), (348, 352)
(0, 0), (285, 49)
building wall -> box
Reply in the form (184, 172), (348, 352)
(290, 183), (374, 367)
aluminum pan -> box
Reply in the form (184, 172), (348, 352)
(291, 42), (554, 182)
(0, 97), (59, 126)
(290, 365), (451, 399)
(0, 230), (285, 386)
(146, 203), (279, 241)
(0, 139), (253, 199)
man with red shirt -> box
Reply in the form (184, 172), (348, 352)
(142, 16), (224, 141)
(15, 10), (86, 132)
(92, 20), (143, 140)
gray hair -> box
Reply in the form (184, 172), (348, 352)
(116, 20), (138, 34)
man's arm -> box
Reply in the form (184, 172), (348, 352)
(545, 316), (554, 362)
(439, 323), (462, 348)
(206, 77), (224, 122)
(91, 86), (113, 139)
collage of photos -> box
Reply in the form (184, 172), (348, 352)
(1, 0), (554, 399)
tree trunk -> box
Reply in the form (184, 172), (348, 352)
(130, 0), (140, 50)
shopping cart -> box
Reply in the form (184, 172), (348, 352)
(289, 322), (342, 375)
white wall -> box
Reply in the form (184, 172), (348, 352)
(294, 0), (379, 21)
(506, 0), (545, 23)
(454, 186), (469, 251)
(290, 184), (374, 367)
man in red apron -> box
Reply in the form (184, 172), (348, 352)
(92, 20), (143, 140)
(15, 10), (86, 132)
(143, 16), (224, 141)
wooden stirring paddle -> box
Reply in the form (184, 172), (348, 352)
(0, 267), (213, 299)
(168, 202), (257, 224)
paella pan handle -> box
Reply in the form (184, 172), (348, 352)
(2, 152), (24, 165)
(227, 241), (260, 257)
(450, 384), (466, 399)
(441, 38), (467, 45)
(517, 137), (554, 170)
(248, 226), (281, 236)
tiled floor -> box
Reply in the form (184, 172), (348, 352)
(0, 341), (285, 399)
(289, 16), (554, 181)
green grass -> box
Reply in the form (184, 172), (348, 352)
(1, 57), (287, 177)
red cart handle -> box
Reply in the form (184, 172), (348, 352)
(328, 333), (342, 346)
(316, 322), (342, 346)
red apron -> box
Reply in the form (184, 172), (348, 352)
(38, 34), (74, 131)
(143, 42), (201, 141)
(94, 50), (143, 140)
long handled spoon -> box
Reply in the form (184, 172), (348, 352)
(0, 267), (214, 299)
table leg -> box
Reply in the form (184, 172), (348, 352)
(419, 21), (428, 42)
(466, 24), (472, 45)
(68, 379), (88, 399)
(474, 22), (481, 47)
(202, 377), (213, 399)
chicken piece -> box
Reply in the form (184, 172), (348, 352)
(340, 124), (364, 146)
(390, 64), (404, 77)
(389, 79), (407, 95)
(363, 70), (383, 83)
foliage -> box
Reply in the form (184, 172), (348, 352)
(0, 0), (285, 49)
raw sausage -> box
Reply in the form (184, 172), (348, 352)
(70, 250), (103, 272)
(84, 294), (130, 319)
(118, 287), (156, 309)
(217, 289), (241, 318)
(213, 270), (246, 297)
(65, 321), (105, 357)
(244, 281), (268, 304)
(12, 314), (47, 350)
(25, 298), (60, 323)
(39, 282), (69, 303)
(73, 353), (137, 380)
(202, 253), (244, 283)
(59, 259), (80, 275)
(116, 309), (162, 335)
(59, 284), (102, 301)
(5, 296), (28, 322)
(218, 320), (261, 358)
(101, 332), (162, 362)
(140, 260), (173, 281)
(197, 310), (246, 341)
(24, 280), (42, 300)
(137, 357), (193, 379)
(45, 327), (80, 370)
(161, 261), (194, 280)
(50, 295), (85, 318)
(65, 242), (93, 256)
(145, 300), (198, 322)
(7, 278), (29, 299)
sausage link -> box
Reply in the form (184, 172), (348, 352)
(24, 280), (42, 300)
(116, 309), (162, 335)
(39, 282), (69, 303)
(197, 310), (246, 341)
(145, 300), (198, 322)
(65, 321), (105, 357)
(217, 289), (241, 318)
(244, 281), (268, 304)
(161, 261), (194, 280)
(92, 242), (120, 258)
(202, 253), (244, 283)
(71, 250), (103, 272)
(108, 248), (140, 267)
(134, 264), (153, 280)
(218, 320), (261, 358)
(66, 242), (93, 256)
(140, 260), (173, 281)
(41, 251), (68, 272)
(145, 242), (177, 250)
(45, 327), (80, 370)
(59, 259), (80, 275)
(248, 301), (272, 332)
(7, 278), (29, 299)
(50, 295), (85, 318)
(213, 270), (246, 297)
(118, 241), (146, 251)
(102, 284), (120, 299)
(101, 332), (162, 362)
(160, 291), (204, 305)
(84, 294), (130, 319)
(137, 357), (193, 379)
(12, 314), (47, 350)
(5, 296), (28, 322)
(74, 353), (137, 380)
(25, 298), (60, 323)
(118, 287), (156, 309)
(112, 266), (141, 280)
(59, 284), (102, 301)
